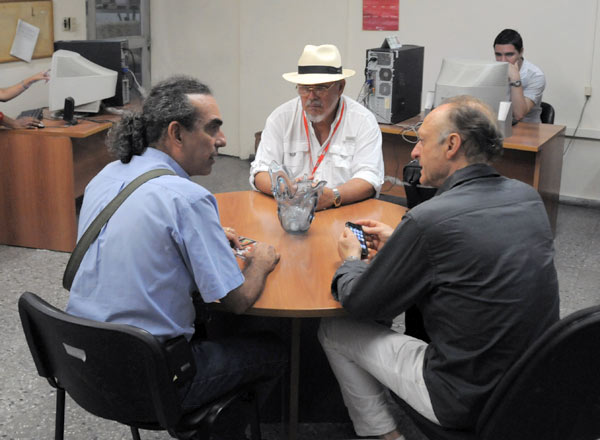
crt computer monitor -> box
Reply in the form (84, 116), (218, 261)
(48, 50), (118, 113)
(433, 58), (510, 115)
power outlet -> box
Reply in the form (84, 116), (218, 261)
(62, 17), (75, 31)
(584, 86), (592, 97)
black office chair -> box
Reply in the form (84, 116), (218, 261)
(18, 291), (263, 440)
(540, 101), (555, 124)
(393, 304), (600, 440)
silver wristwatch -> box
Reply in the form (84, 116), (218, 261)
(332, 188), (342, 208)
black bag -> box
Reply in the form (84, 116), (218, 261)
(402, 159), (438, 209)
(163, 335), (197, 387)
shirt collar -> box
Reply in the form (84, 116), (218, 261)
(141, 147), (190, 179)
(330, 95), (345, 128)
(436, 163), (500, 196)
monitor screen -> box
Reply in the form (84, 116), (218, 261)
(433, 59), (510, 115)
(48, 50), (118, 113)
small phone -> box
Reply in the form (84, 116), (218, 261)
(345, 222), (368, 258)
(234, 236), (256, 259)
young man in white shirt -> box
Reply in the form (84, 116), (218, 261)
(493, 28), (546, 123)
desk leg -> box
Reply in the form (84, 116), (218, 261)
(287, 318), (301, 440)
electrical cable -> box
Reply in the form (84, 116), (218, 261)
(123, 48), (137, 84)
(124, 67), (147, 98)
(563, 95), (590, 157)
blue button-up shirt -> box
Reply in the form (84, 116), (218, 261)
(66, 148), (244, 341)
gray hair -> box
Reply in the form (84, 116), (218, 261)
(107, 76), (212, 163)
(439, 95), (504, 163)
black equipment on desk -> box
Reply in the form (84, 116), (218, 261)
(62, 97), (78, 126)
(403, 159), (437, 209)
(54, 39), (130, 107)
(364, 42), (424, 124)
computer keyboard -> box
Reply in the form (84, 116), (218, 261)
(17, 107), (44, 120)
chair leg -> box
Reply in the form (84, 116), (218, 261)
(249, 392), (262, 440)
(55, 388), (65, 440)
(130, 426), (142, 440)
(129, 426), (142, 440)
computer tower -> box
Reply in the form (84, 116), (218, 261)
(365, 45), (424, 124)
(53, 39), (130, 107)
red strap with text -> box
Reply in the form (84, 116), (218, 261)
(302, 100), (346, 179)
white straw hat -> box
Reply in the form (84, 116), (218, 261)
(282, 44), (355, 85)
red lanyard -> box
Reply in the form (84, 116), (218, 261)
(302, 100), (346, 179)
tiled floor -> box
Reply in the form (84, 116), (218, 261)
(1, 156), (598, 439)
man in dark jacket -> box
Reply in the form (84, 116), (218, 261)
(318, 95), (559, 440)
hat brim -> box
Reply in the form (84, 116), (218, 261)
(282, 69), (355, 85)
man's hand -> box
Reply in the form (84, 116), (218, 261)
(220, 241), (280, 314)
(317, 187), (335, 210)
(245, 242), (280, 273)
(355, 219), (394, 255)
(223, 226), (241, 249)
(337, 227), (362, 261)
(6, 116), (43, 129)
(507, 62), (521, 83)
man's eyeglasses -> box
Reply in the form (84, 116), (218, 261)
(296, 83), (336, 97)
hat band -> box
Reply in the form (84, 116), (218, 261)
(297, 65), (343, 75)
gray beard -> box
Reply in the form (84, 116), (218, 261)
(305, 112), (327, 123)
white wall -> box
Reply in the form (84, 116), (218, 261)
(152, 0), (600, 202)
(2, 1), (597, 202)
(150, 0), (241, 157)
(0, 0), (86, 116)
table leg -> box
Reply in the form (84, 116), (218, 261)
(287, 318), (301, 440)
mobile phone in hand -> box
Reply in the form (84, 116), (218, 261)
(345, 222), (368, 258)
(234, 236), (256, 259)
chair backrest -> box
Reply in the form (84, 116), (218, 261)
(477, 305), (600, 440)
(540, 101), (555, 124)
(18, 292), (186, 429)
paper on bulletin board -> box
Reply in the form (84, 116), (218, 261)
(0, 1), (54, 64)
(10, 19), (39, 62)
(363, 0), (399, 31)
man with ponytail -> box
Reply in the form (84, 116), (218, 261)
(66, 76), (286, 439)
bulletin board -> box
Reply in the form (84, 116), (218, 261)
(0, 0), (54, 63)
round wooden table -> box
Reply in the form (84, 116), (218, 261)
(214, 191), (407, 439)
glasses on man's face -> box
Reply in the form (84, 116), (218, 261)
(296, 83), (336, 97)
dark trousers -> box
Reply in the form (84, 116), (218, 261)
(207, 312), (351, 424)
(178, 331), (287, 439)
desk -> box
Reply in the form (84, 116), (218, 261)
(214, 191), (407, 440)
(0, 116), (118, 252)
(379, 117), (565, 232)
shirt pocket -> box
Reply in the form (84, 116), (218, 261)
(283, 140), (309, 174)
(328, 139), (356, 171)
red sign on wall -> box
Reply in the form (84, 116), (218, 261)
(363, 0), (399, 31)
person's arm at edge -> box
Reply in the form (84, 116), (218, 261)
(219, 242), (280, 314)
(0, 112), (35, 129)
(0, 70), (49, 102)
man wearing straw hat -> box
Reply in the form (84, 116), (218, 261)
(250, 44), (384, 211)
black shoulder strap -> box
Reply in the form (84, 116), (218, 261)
(63, 168), (176, 291)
